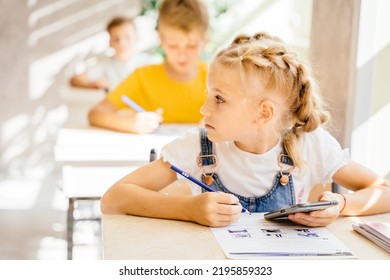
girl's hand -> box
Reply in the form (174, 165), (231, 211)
(288, 191), (345, 227)
(190, 192), (242, 227)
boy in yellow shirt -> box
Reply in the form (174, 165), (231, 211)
(88, 0), (209, 134)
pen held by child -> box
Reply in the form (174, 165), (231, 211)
(121, 95), (146, 112)
(170, 164), (251, 214)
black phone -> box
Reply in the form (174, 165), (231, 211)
(264, 200), (339, 220)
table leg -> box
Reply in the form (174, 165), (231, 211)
(67, 197), (75, 260)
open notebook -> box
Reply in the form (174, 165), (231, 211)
(211, 213), (355, 259)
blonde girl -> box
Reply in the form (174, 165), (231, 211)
(101, 32), (390, 227)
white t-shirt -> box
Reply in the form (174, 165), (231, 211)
(81, 52), (157, 91)
(161, 127), (349, 202)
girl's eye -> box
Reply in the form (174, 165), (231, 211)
(215, 95), (225, 104)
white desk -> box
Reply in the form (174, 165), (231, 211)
(55, 124), (194, 163)
(59, 86), (106, 126)
(102, 213), (390, 260)
(55, 123), (194, 198)
(54, 124), (195, 259)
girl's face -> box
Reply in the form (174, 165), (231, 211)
(200, 61), (262, 145)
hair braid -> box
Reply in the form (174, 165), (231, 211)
(214, 32), (330, 168)
(232, 34), (251, 45)
(282, 62), (330, 168)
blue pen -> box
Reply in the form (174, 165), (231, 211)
(170, 165), (251, 214)
(121, 95), (146, 112)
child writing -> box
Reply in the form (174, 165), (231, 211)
(70, 16), (152, 92)
(100, 32), (390, 227)
(88, 0), (209, 134)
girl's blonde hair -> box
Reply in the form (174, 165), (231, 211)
(214, 32), (330, 168)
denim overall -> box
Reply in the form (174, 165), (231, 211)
(198, 128), (296, 213)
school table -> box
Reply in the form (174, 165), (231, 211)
(101, 211), (390, 260)
(54, 123), (195, 259)
(59, 86), (106, 127)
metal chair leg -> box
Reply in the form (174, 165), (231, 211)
(67, 197), (75, 260)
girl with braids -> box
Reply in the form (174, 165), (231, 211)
(100, 32), (390, 227)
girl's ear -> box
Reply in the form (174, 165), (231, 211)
(258, 100), (275, 123)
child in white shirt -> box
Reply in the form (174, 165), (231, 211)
(70, 16), (154, 91)
(100, 32), (390, 227)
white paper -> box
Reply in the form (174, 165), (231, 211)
(353, 223), (390, 253)
(211, 213), (356, 259)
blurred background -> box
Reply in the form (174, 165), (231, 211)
(0, 0), (389, 259)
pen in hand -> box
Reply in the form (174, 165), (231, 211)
(121, 95), (146, 112)
(170, 164), (251, 214)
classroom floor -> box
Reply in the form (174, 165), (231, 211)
(0, 165), (102, 260)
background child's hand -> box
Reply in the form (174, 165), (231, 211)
(117, 108), (162, 134)
(91, 78), (110, 90)
(154, 108), (164, 123)
(190, 192), (242, 227)
(133, 111), (162, 134)
(288, 191), (344, 227)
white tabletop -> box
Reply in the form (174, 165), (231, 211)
(54, 124), (195, 163)
(55, 124), (195, 198)
(59, 86), (106, 126)
(102, 212), (390, 260)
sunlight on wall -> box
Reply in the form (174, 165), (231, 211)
(28, 0), (133, 46)
(1, 114), (29, 146)
(1, 115), (31, 164)
(28, 32), (107, 100)
(351, 103), (390, 177)
(1, 105), (67, 178)
(28, 0), (79, 27)
(27, 3), (156, 101)
(351, 0), (390, 178)
(356, 0), (390, 68)
(374, 0), (390, 59)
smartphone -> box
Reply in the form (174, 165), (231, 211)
(264, 200), (339, 220)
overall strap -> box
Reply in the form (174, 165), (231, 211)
(278, 147), (294, 186)
(279, 153), (294, 166)
(197, 127), (217, 166)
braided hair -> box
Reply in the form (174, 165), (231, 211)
(214, 32), (330, 168)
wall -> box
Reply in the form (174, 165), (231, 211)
(310, 0), (360, 147)
(310, 0), (390, 180)
(0, 0), (142, 178)
(351, 0), (390, 180)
